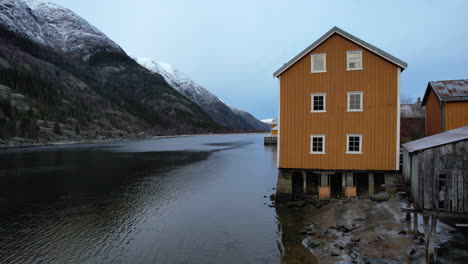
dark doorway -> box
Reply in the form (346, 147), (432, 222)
(374, 173), (385, 193)
(330, 173), (343, 198)
(356, 173), (369, 196)
(292, 172), (304, 199)
(306, 172), (319, 196)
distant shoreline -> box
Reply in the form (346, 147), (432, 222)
(0, 132), (268, 150)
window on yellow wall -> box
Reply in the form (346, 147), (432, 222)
(310, 135), (326, 154)
(346, 134), (362, 154)
(311, 93), (326, 112)
(347, 92), (363, 112)
(347, 50), (363, 70)
(311, 53), (326, 73)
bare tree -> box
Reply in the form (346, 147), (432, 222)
(401, 96), (414, 104)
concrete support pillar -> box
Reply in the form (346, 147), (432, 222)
(302, 171), (307, 194)
(384, 173), (397, 194)
(320, 174), (329, 187)
(346, 173), (354, 186)
(275, 170), (292, 203)
(369, 173), (375, 195)
(342, 173), (346, 196)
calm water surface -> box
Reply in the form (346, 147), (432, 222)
(0, 134), (281, 264)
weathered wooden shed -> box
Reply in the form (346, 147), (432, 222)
(402, 126), (468, 214)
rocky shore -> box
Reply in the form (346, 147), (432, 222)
(275, 197), (467, 264)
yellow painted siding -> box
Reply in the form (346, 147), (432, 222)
(425, 91), (442, 136)
(445, 102), (468, 131)
(278, 34), (398, 171)
(271, 130), (278, 136)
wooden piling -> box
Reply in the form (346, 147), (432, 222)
(413, 211), (418, 239)
(406, 201), (411, 221)
(427, 217), (437, 264)
(423, 215), (430, 261)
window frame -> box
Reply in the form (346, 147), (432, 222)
(311, 53), (327, 73)
(347, 91), (364, 112)
(311, 93), (327, 113)
(346, 50), (363, 71)
(310, 134), (326, 154)
(346, 134), (363, 154)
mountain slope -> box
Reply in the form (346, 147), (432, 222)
(0, 0), (223, 143)
(134, 58), (269, 131)
(0, 0), (124, 60)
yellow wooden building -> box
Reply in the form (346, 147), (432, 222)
(273, 27), (407, 201)
(422, 79), (468, 136)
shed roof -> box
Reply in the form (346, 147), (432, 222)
(421, 79), (468, 106)
(273, 26), (408, 78)
(402, 125), (468, 153)
(271, 125), (278, 131)
(400, 103), (424, 118)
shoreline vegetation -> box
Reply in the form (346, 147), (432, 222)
(0, 131), (268, 150)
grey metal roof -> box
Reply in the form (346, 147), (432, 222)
(421, 79), (468, 106)
(402, 125), (468, 153)
(273, 26), (408, 77)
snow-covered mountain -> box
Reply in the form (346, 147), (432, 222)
(0, 0), (224, 140)
(0, 0), (124, 60)
(0, 0), (267, 137)
(135, 57), (269, 131)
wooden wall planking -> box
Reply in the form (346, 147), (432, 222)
(425, 91), (442, 136)
(278, 34), (399, 171)
(445, 102), (468, 131)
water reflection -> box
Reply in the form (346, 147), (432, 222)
(0, 134), (281, 264)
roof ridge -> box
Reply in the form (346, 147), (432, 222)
(273, 26), (408, 77)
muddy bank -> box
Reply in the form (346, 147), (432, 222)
(276, 197), (467, 264)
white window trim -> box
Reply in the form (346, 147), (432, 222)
(346, 50), (363, 71)
(311, 93), (326, 113)
(311, 53), (326, 73)
(310, 135), (326, 154)
(346, 134), (363, 154)
(347, 91), (364, 112)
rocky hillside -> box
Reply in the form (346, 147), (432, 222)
(134, 58), (269, 131)
(0, 0), (225, 145)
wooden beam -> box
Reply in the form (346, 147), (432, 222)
(400, 208), (468, 219)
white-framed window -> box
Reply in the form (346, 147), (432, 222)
(347, 50), (363, 70)
(311, 53), (326, 73)
(347, 91), (363, 112)
(311, 93), (326, 112)
(346, 134), (363, 154)
(310, 135), (326, 154)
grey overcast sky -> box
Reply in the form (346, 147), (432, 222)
(51, 0), (467, 120)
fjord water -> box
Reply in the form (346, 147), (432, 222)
(0, 134), (281, 264)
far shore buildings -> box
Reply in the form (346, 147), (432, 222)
(273, 27), (408, 201)
(264, 119), (278, 145)
(422, 79), (468, 136)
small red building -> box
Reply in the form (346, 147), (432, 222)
(400, 99), (425, 143)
